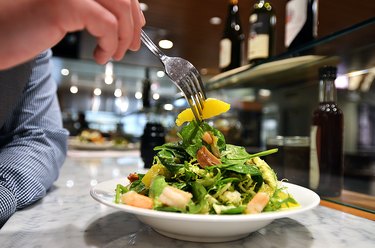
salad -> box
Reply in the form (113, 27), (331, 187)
(115, 98), (299, 215)
(78, 129), (105, 144)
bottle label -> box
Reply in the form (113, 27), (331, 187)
(309, 125), (320, 190)
(285, 0), (308, 47)
(219, 38), (231, 68)
(248, 34), (269, 60)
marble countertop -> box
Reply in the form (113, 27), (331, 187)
(1, 150), (374, 248)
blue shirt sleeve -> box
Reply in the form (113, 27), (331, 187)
(0, 50), (68, 227)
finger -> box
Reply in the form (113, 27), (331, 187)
(81, 1), (119, 64)
(128, 0), (145, 52)
(96, 0), (135, 61)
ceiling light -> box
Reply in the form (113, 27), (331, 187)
(258, 89), (271, 97)
(139, 3), (148, 11)
(93, 88), (102, 96)
(156, 70), (165, 77)
(164, 104), (174, 111)
(114, 88), (122, 97)
(61, 68), (69, 76)
(104, 75), (113, 85)
(209, 17), (222, 25)
(335, 75), (348, 89)
(158, 39), (173, 49)
(105, 61), (113, 75)
(151, 83), (158, 91)
(135, 91), (142, 99)
(70, 86), (78, 94)
(104, 62), (114, 84)
(153, 93), (160, 100)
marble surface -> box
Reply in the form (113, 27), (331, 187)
(1, 150), (374, 248)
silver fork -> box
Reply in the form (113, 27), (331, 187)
(140, 29), (206, 121)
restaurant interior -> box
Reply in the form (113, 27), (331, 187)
(52, 1), (374, 212)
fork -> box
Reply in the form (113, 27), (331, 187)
(140, 29), (206, 121)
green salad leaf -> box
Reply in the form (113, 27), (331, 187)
(116, 119), (299, 215)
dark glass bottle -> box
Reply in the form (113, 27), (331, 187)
(247, 0), (276, 65)
(309, 66), (344, 197)
(285, 0), (318, 51)
(140, 68), (165, 168)
(140, 122), (165, 168)
(219, 0), (244, 72)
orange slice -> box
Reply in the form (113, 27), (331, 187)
(175, 98), (230, 126)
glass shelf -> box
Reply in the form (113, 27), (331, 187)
(206, 17), (375, 91)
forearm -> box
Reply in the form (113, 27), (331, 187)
(0, 185), (16, 227)
(0, 50), (68, 227)
(0, 127), (67, 227)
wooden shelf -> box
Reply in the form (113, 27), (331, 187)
(206, 55), (339, 90)
(205, 18), (375, 92)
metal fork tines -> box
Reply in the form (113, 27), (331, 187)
(140, 29), (206, 121)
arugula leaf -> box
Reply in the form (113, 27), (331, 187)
(129, 180), (147, 194)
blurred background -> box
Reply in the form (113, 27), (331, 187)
(51, 1), (374, 199)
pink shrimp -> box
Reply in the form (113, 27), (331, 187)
(121, 191), (153, 209)
(245, 192), (270, 214)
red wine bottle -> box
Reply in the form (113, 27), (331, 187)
(309, 66), (344, 197)
(219, 0), (244, 72)
(285, 0), (318, 51)
(247, 0), (276, 65)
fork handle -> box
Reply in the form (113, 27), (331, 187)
(140, 30), (167, 62)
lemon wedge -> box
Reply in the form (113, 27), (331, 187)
(175, 98), (230, 126)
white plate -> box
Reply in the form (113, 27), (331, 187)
(90, 178), (320, 243)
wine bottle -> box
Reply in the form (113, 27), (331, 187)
(285, 0), (318, 51)
(309, 66), (344, 197)
(247, 0), (276, 65)
(219, 0), (244, 72)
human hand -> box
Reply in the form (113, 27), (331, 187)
(0, 0), (146, 69)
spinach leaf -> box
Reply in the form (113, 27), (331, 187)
(156, 144), (189, 173)
(222, 145), (278, 164)
(178, 121), (227, 158)
(224, 163), (262, 176)
(178, 121), (203, 158)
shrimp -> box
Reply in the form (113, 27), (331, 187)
(158, 186), (193, 209)
(245, 192), (270, 214)
(121, 191), (153, 209)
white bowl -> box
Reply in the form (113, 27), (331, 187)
(90, 178), (320, 243)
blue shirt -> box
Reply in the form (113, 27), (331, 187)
(0, 50), (68, 227)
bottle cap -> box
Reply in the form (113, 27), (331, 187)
(319, 66), (337, 80)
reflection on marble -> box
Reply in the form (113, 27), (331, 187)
(0, 152), (374, 248)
